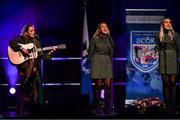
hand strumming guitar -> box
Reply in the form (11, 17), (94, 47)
(20, 47), (29, 57)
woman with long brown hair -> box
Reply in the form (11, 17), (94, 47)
(9, 24), (56, 116)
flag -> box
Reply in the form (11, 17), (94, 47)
(81, 6), (93, 103)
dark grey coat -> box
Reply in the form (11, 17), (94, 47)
(88, 36), (114, 79)
(156, 31), (180, 74)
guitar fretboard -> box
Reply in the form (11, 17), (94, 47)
(37, 46), (57, 51)
(36, 44), (65, 52)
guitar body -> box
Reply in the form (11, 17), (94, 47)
(8, 43), (38, 65)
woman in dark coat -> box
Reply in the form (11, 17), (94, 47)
(9, 24), (56, 116)
(88, 22), (114, 114)
(156, 17), (180, 112)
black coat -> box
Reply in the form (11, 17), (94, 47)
(88, 36), (114, 79)
(156, 31), (180, 74)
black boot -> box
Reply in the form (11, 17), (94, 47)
(95, 87), (101, 114)
(105, 87), (111, 114)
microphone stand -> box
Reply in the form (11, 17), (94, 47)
(172, 32), (179, 73)
(162, 40), (167, 75)
(171, 31), (178, 108)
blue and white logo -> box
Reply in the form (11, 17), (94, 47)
(130, 31), (159, 73)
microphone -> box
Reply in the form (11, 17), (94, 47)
(169, 26), (174, 33)
(161, 41), (167, 49)
(106, 30), (110, 37)
(35, 34), (40, 39)
(169, 26), (175, 39)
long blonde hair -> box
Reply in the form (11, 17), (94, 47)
(159, 17), (174, 42)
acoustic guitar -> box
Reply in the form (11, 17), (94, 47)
(8, 43), (66, 65)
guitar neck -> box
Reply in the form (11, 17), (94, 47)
(37, 46), (56, 52)
(35, 44), (66, 52)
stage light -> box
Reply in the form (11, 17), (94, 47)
(9, 87), (16, 94)
(101, 89), (104, 99)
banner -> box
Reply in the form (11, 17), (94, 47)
(130, 31), (158, 73)
(125, 9), (166, 104)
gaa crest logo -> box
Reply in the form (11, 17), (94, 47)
(130, 31), (159, 73)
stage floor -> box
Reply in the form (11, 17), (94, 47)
(1, 85), (180, 119)
(0, 106), (180, 119)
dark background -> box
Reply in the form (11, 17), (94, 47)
(0, 0), (180, 117)
(1, 0), (179, 83)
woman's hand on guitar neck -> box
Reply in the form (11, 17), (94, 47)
(48, 48), (57, 55)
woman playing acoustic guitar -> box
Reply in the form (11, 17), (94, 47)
(9, 24), (56, 116)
